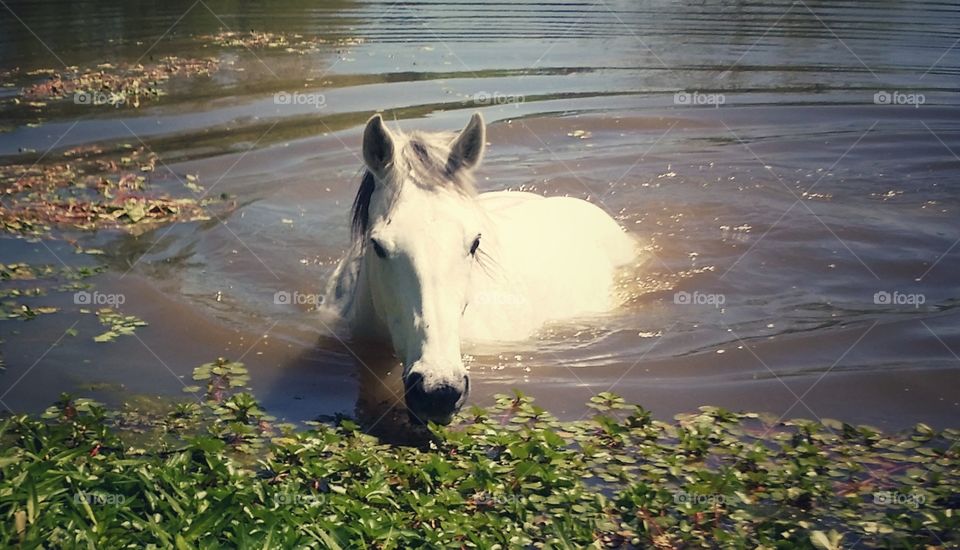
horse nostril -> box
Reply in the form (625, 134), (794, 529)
(405, 372), (427, 398)
(431, 384), (462, 410)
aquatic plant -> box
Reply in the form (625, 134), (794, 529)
(16, 56), (220, 109)
(92, 308), (148, 343)
(0, 145), (231, 237)
(0, 263), (104, 321)
(203, 30), (364, 54)
(0, 362), (956, 548)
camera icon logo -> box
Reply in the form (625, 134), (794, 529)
(673, 291), (691, 305)
(873, 291), (891, 305)
(274, 290), (292, 305)
(873, 91), (891, 105)
(74, 291), (92, 305)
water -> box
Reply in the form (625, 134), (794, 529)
(1, 0), (959, 432)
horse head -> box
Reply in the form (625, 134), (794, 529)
(352, 113), (487, 424)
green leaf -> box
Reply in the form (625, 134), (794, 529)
(810, 530), (843, 550)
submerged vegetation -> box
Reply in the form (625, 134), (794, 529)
(202, 30), (364, 54)
(0, 262), (104, 321)
(2, 30), (361, 115)
(0, 144), (230, 237)
(0, 360), (956, 548)
(15, 56), (220, 109)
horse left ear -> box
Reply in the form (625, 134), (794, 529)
(447, 113), (486, 173)
(363, 114), (395, 177)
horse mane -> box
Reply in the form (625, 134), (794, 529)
(351, 169), (376, 238)
(350, 128), (477, 242)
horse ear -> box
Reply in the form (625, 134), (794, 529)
(447, 113), (485, 173)
(363, 114), (395, 176)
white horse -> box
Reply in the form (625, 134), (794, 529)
(326, 113), (636, 424)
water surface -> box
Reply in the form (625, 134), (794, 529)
(1, 0), (959, 432)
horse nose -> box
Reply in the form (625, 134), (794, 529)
(404, 371), (468, 425)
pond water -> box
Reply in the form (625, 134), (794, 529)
(1, 0), (959, 433)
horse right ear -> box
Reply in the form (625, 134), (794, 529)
(363, 114), (395, 176)
(447, 112), (485, 173)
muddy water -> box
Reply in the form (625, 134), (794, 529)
(1, 0), (959, 432)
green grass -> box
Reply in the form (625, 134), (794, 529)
(1, 360), (957, 549)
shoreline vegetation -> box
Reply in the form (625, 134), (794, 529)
(1, 360), (957, 549)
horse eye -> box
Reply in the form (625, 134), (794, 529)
(469, 236), (481, 256)
(370, 238), (388, 259)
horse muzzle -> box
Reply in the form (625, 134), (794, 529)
(403, 370), (469, 425)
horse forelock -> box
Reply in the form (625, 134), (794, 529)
(401, 130), (477, 192)
(351, 128), (477, 243)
